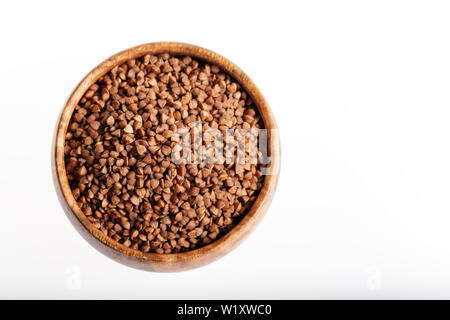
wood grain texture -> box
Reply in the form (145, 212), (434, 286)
(52, 42), (281, 272)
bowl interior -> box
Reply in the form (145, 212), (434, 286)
(54, 42), (280, 271)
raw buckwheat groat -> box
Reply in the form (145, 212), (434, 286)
(64, 53), (264, 253)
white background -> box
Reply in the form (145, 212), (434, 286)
(1, 0), (450, 299)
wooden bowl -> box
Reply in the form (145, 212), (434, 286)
(52, 42), (280, 272)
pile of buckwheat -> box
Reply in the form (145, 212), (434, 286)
(64, 53), (264, 253)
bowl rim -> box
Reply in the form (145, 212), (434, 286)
(53, 42), (280, 271)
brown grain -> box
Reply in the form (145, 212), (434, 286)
(64, 53), (264, 254)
